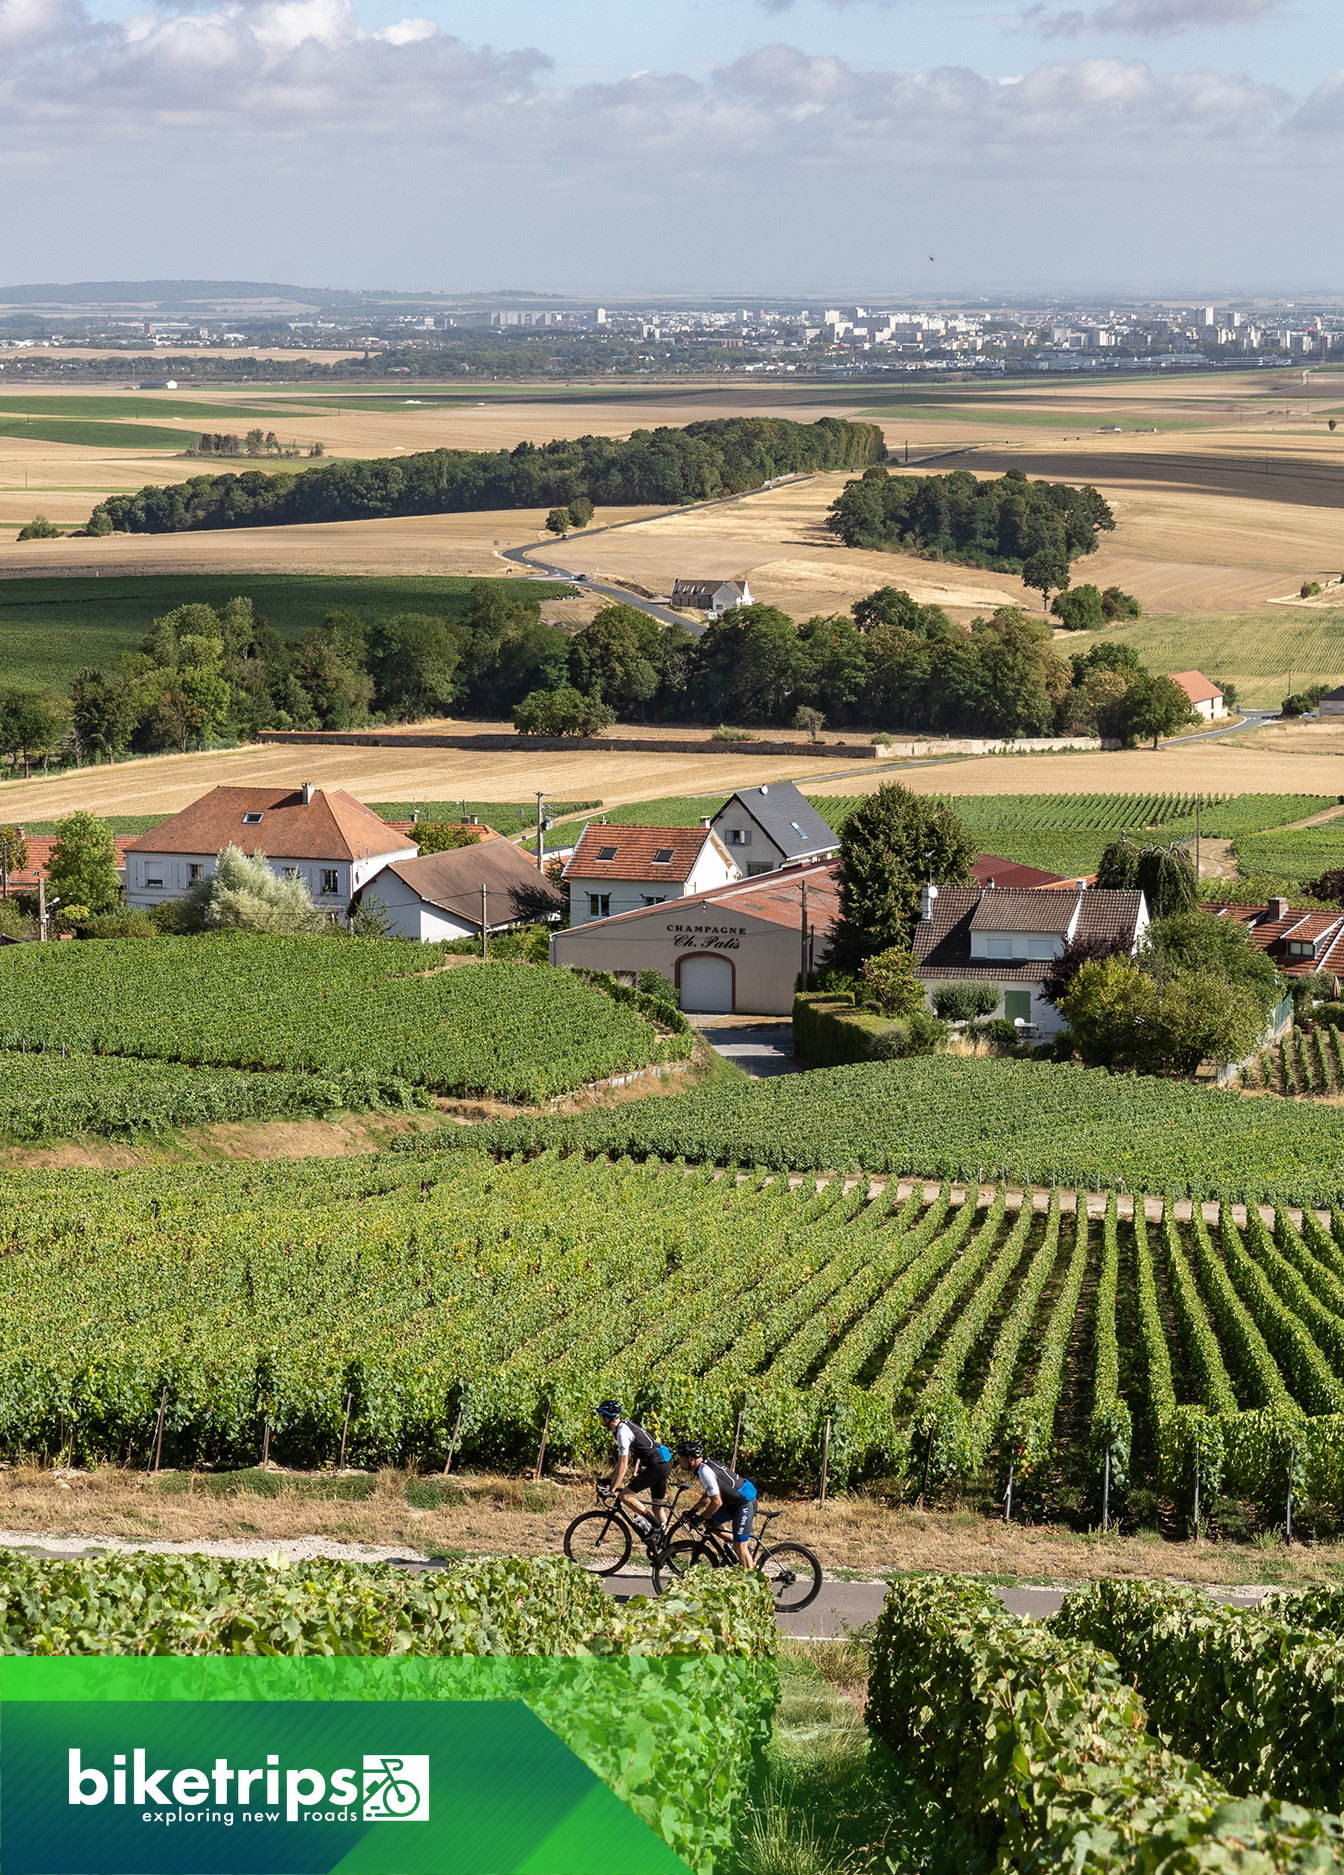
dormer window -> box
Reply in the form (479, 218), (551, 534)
(653, 848), (675, 864)
(242, 812), (264, 825)
(1288, 939), (1318, 958)
(596, 845), (617, 861)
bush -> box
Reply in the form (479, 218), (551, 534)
(1302, 581), (1323, 598)
(513, 687), (616, 737)
(932, 981), (1000, 1023)
(16, 516), (63, 541)
(868, 1009), (946, 1059)
(711, 724), (755, 742)
(1101, 585), (1141, 619)
(1050, 583), (1105, 631)
(858, 944), (927, 1017)
(985, 1017), (1021, 1050)
(567, 497), (594, 528)
(78, 907), (157, 940)
(415, 821), (484, 852)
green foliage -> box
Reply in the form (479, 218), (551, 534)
(1052, 1577), (1344, 1813)
(1143, 909), (1282, 1021)
(866, 1576), (1344, 1870)
(411, 822), (485, 854)
(416, 1054), (1344, 1209)
(93, 418), (884, 533)
(1237, 827), (1344, 885)
(513, 686), (617, 736)
(15, 515), (63, 541)
(858, 944), (927, 1017)
(826, 467), (1114, 569)
(1102, 585), (1142, 620)
(932, 981), (1000, 1022)
(1060, 955), (1268, 1076)
(0, 1051), (430, 1140)
(545, 506), (572, 535)
(47, 809), (121, 915)
(188, 845), (329, 935)
(567, 497), (594, 528)
(830, 784), (976, 972)
(1051, 582), (1105, 630)
(0, 939), (683, 1104)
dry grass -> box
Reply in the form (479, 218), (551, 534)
(6, 1467), (1341, 1589)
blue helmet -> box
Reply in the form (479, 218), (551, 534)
(595, 1400), (623, 1420)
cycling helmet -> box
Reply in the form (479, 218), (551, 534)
(595, 1399), (623, 1420)
(676, 1439), (704, 1459)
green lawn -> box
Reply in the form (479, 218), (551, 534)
(0, 573), (559, 692)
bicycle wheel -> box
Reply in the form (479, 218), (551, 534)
(651, 1539), (714, 1595)
(758, 1541), (823, 1613)
(563, 1508), (632, 1575)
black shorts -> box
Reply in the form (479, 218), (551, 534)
(628, 1458), (672, 1503)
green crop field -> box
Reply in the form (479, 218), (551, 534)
(370, 800), (598, 834)
(0, 417), (194, 451)
(6, 1140), (1344, 1523)
(0, 396), (302, 424)
(0, 573), (558, 692)
(0, 937), (684, 1104)
(1235, 826), (1344, 883)
(1105, 607), (1344, 710)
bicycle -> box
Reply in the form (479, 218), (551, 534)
(562, 1481), (694, 1576)
(650, 1506), (823, 1613)
(363, 1757), (422, 1817)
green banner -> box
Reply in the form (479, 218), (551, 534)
(0, 1660), (689, 1875)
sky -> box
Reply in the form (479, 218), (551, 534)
(0, 0), (1340, 296)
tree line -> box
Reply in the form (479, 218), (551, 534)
(87, 417), (885, 534)
(0, 581), (1197, 775)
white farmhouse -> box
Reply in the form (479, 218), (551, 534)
(1169, 671), (1226, 721)
(122, 784), (416, 914)
(669, 577), (752, 618)
(711, 782), (838, 877)
(356, 838), (565, 943)
(563, 823), (740, 927)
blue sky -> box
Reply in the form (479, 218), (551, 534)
(0, 0), (1339, 293)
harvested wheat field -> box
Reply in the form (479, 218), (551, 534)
(0, 727), (840, 826)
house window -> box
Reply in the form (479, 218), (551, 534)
(283, 867), (301, 882)
(643, 894), (667, 906)
(242, 812), (264, 825)
(188, 864), (204, 883)
(1004, 990), (1031, 1024)
(589, 894), (611, 918)
(321, 869), (339, 896)
(146, 871), (163, 889)
(1288, 940), (1317, 958)
(987, 937), (1014, 959)
(1027, 938), (1055, 960)
(746, 863), (772, 876)
(729, 829), (751, 846)
(596, 845), (617, 861)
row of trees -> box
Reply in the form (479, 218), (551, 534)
(825, 466), (1115, 575)
(2, 583), (1198, 773)
(90, 417), (884, 534)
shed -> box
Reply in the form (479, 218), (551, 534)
(357, 840), (565, 942)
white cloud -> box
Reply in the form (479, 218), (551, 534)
(1021, 0), (1282, 38)
(0, 8), (1336, 290)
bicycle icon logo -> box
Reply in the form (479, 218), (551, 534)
(362, 1754), (430, 1822)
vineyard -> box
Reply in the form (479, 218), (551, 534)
(1234, 823), (1344, 884)
(419, 1055), (1344, 1210)
(7, 1146), (1344, 1522)
(0, 939), (685, 1107)
(0, 1053), (432, 1140)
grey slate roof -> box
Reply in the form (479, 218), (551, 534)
(719, 782), (838, 862)
(913, 886), (1146, 983)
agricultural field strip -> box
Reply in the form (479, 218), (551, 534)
(966, 1196), (1063, 1466)
(1011, 1206), (1090, 1464)
(0, 941), (675, 1105)
(1187, 1207), (1291, 1412)
(1087, 1196), (1129, 1459)
(1163, 1209), (1238, 1415)
(1219, 1211), (1344, 1414)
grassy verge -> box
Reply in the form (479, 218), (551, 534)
(736, 1641), (968, 1875)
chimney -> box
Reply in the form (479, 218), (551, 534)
(301, 781), (315, 806)
(985, 875), (995, 890)
(412, 808), (419, 825)
(700, 817), (711, 829)
(1269, 896), (1290, 921)
(1076, 878), (1086, 893)
(920, 882), (939, 923)
(469, 815), (479, 826)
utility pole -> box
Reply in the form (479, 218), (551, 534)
(535, 792), (546, 875)
(800, 882), (809, 985)
(481, 885), (488, 959)
(1195, 793), (1201, 882)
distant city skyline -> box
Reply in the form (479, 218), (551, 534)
(0, 0), (1338, 292)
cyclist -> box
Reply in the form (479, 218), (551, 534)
(595, 1400), (672, 1532)
(675, 1439), (757, 1568)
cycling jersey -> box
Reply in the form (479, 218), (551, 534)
(697, 1459), (745, 1504)
(615, 1421), (657, 1460)
(697, 1459), (756, 1542)
(614, 1421), (671, 1504)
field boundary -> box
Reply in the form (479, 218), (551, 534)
(257, 728), (889, 759)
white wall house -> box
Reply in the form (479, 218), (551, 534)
(563, 823), (740, 928)
(1170, 671), (1226, 721)
(711, 782), (839, 877)
(357, 839), (565, 943)
(123, 784), (417, 913)
(669, 577), (752, 618)
(912, 882), (1150, 1038)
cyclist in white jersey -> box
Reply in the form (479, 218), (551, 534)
(675, 1439), (756, 1568)
(595, 1400), (671, 1530)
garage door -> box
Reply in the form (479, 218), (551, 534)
(679, 955), (734, 1014)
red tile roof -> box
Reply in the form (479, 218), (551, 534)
(0, 833), (136, 896)
(559, 858), (840, 937)
(1170, 670), (1223, 705)
(564, 823), (730, 885)
(972, 854), (1066, 890)
(1210, 901), (1344, 978)
(123, 787), (413, 863)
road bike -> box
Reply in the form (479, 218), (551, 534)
(562, 1481), (694, 1575)
(650, 1506), (823, 1613)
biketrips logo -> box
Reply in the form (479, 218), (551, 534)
(66, 1746), (430, 1824)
